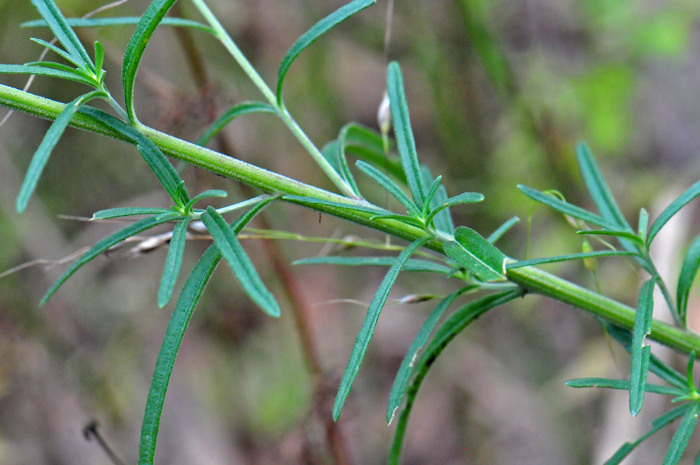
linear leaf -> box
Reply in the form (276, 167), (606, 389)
(648, 179), (700, 246)
(0, 63), (97, 87)
(340, 123), (405, 183)
(92, 207), (172, 219)
(564, 378), (685, 397)
(31, 0), (94, 72)
(41, 213), (179, 305)
(196, 101), (276, 146)
(356, 160), (419, 216)
(678, 234), (700, 327)
(604, 323), (687, 390)
(78, 107), (187, 205)
(422, 176), (442, 213)
(506, 251), (636, 269)
(604, 404), (690, 465)
(183, 189), (227, 212)
(201, 206), (280, 317)
(444, 226), (506, 282)
(387, 288), (473, 424)
(388, 62), (425, 209)
(577, 229), (644, 247)
(518, 184), (619, 230)
(138, 199), (273, 465)
(370, 214), (425, 228)
(17, 90), (104, 213)
(29, 37), (85, 68)
(487, 217), (520, 244)
(630, 278), (657, 416)
(576, 142), (631, 231)
(158, 217), (190, 308)
(24, 16), (214, 33)
(333, 236), (431, 421)
(425, 192), (484, 227)
(388, 290), (523, 465)
(431, 185), (454, 234)
(663, 402), (700, 465)
(276, 0), (375, 105)
(293, 256), (451, 274)
(123, 0), (178, 122)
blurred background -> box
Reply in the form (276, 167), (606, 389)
(2, 0), (700, 463)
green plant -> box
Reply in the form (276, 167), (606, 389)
(3, 0), (700, 464)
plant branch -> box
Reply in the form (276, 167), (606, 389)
(2, 83), (700, 357)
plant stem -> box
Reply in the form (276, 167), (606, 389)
(188, 0), (358, 199)
(2, 83), (700, 358)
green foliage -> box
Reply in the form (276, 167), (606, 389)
(5, 0), (700, 463)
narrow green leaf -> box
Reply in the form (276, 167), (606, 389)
(604, 404), (690, 465)
(518, 184), (620, 230)
(370, 214), (425, 228)
(648, 178), (700, 246)
(422, 176), (443, 214)
(388, 62), (425, 209)
(387, 287), (474, 424)
(158, 218), (191, 308)
(487, 216), (520, 244)
(282, 195), (388, 217)
(139, 199), (273, 465)
(276, 0), (375, 105)
(564, 378), (685, 397)
(677, 233), (700, 327)
(123, 0), (179, 122)
(604, 323), (687, 390)
(196, 101), (276, 146)
(444, 226), (506, 282)
(630, 278), (657, 416)
(23, 16), (214, 33)
(31, 0), (94, 72)
(157, 217), (190, 308)
(41, 213), (179, 305)
(576, 142), (631, 231)
(577, 229), (644, 247)
(333, 236), (431, 421)
(92, 207), (172, 220)
(388, 290), (523, 465)
(506, 251), (636, 269)
(94, 41), (104, 79)
(425, 192), (485, 227)
(78, 107), (187, 205)
(201, 206), (280, 317)
(663, 402), (700, 465)
(293, 256), (452, 274)
(686, 352), (695, 392)
(183, 189), (228, 212)
(29, 37), (84, 69)
(356, 160), (419, 216)
(431, 185), (454, 235)
(17, 90), (104, 213)
(0, 64), (97, 87)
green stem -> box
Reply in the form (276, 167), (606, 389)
(188, 0), (358, 199)
(2, 82), (700, 357)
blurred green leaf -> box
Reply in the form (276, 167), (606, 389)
(425, 192), (485, 227)
(333, 236), (431, 421)
(576, 229), (644, 247)
(0, 63), (98, 87)
(23, 16), (214, 33)
(564, 378), (685, 397)
(356, 160), (419, 216)
(487, 217), (520, 244)
(92, 207), (172, 220)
